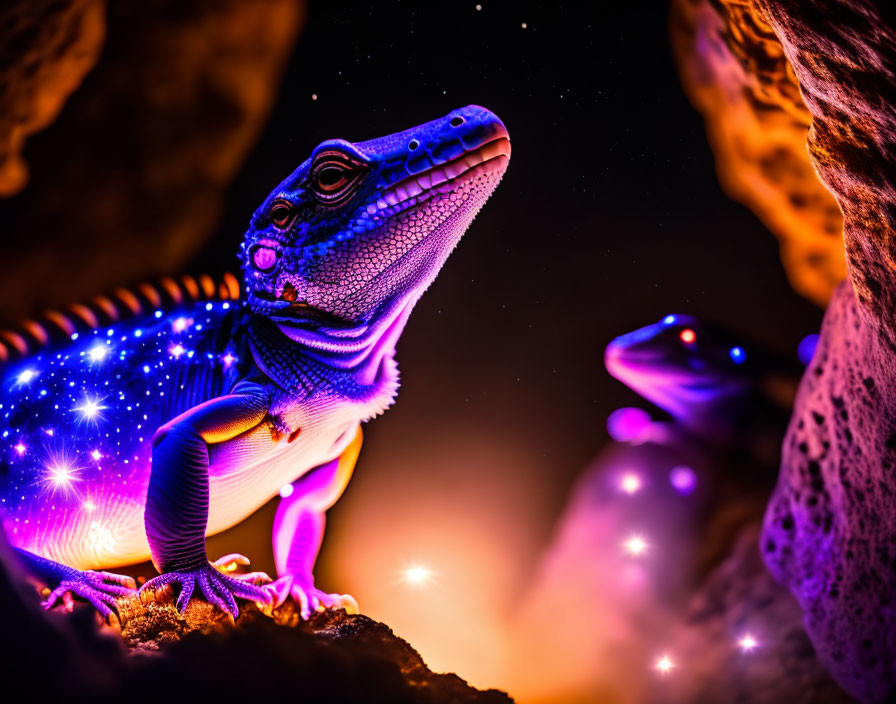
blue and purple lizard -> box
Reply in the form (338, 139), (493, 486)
(0, 106), (510, 620)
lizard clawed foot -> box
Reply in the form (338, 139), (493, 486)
(43, 569), (137, 621)
(264, 574), (358, 619)
(140, 561), (272, 618)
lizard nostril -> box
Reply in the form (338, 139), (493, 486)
(408, 139), (420, 151)
(449, 116), (465, 127)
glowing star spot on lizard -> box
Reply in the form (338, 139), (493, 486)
(14, 442), (26, 455)
(16, 369), (37, 384)
(169, 344), (186, 358)
(91, 449), (102, 461)
(87, 344), (109, 363)
(74, 397), (107, 421)
(43, 461), (80, 492)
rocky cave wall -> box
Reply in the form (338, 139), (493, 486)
(670, 0), (846, 306)
(0, 0), (306, 324)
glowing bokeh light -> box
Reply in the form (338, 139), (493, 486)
(172, 317), (191, 332)
(679, 328), (696, 344)
(654, 654), (674, 674)
(738, 633), (758, 652)
(91, 449), (102, 461)
(798, 333), (820, 365)
(279, 483), (294, 498)
(14, 443), (26, 455)
(619, 472), (642, 495)
(669, 466), (697, 495)
(170, 344), (186, 358)
(223, 353), (236, 366)
(623, 535), (648, 557)
(402, 564), (434, 586)
(729, 346), (746, 364)
(662, 314), (677, 325)
(606, 406), (652, 443)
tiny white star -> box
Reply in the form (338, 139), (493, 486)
(91, 449), (102, 461)
(17, 369), (37, 384)
(738, 634), (758, 652)
(14, 443), (26, 455)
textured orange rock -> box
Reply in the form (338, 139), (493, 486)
(670, 0), (845, 305)
(0, 0), (106, 196)
(0, 0), (305, 323)
(755, 0), (896, 349)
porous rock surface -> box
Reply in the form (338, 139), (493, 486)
(669, 0), (845, 306)
(0, 0), (305, 324)
(755, 3), (896, 700)
(763, 281), (896, 703)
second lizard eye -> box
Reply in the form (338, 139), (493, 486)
(269, 200), (294, 229)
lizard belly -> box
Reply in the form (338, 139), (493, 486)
(205, 412), (360, 539)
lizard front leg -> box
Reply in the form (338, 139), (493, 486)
(140, 381), (273, 617)
(15, 548), (136, 620)
(266, 427), (362, 618)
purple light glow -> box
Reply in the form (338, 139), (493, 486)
(607, 407), (652, 443)
(669, 466), (697, 495)
(797, 333), (820, 365)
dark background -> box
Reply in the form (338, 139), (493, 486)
(192, 1), (822, 582)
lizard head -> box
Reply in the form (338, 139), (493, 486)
(241, 106), (510, 342)
(604, 314), (755, 424)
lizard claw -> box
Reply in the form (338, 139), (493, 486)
(211, 553), (251, 572)
(264, 574), (358, 619)
(211, 553), (271, 585)
(43, 568), (137, 621)
(140, 561), (272, 617)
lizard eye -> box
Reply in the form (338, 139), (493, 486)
(310, 150), (366, 205)
(316, 166), (348, 191)
(269, 199), (294, 229)
(250, 245), (279, 272)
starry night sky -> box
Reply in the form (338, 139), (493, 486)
(188, 1), (822, 582)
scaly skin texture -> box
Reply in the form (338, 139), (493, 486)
(1, 105), (510, 619)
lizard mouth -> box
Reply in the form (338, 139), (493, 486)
(257, 285), (351, 328)
(372, 134), (511, 215)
